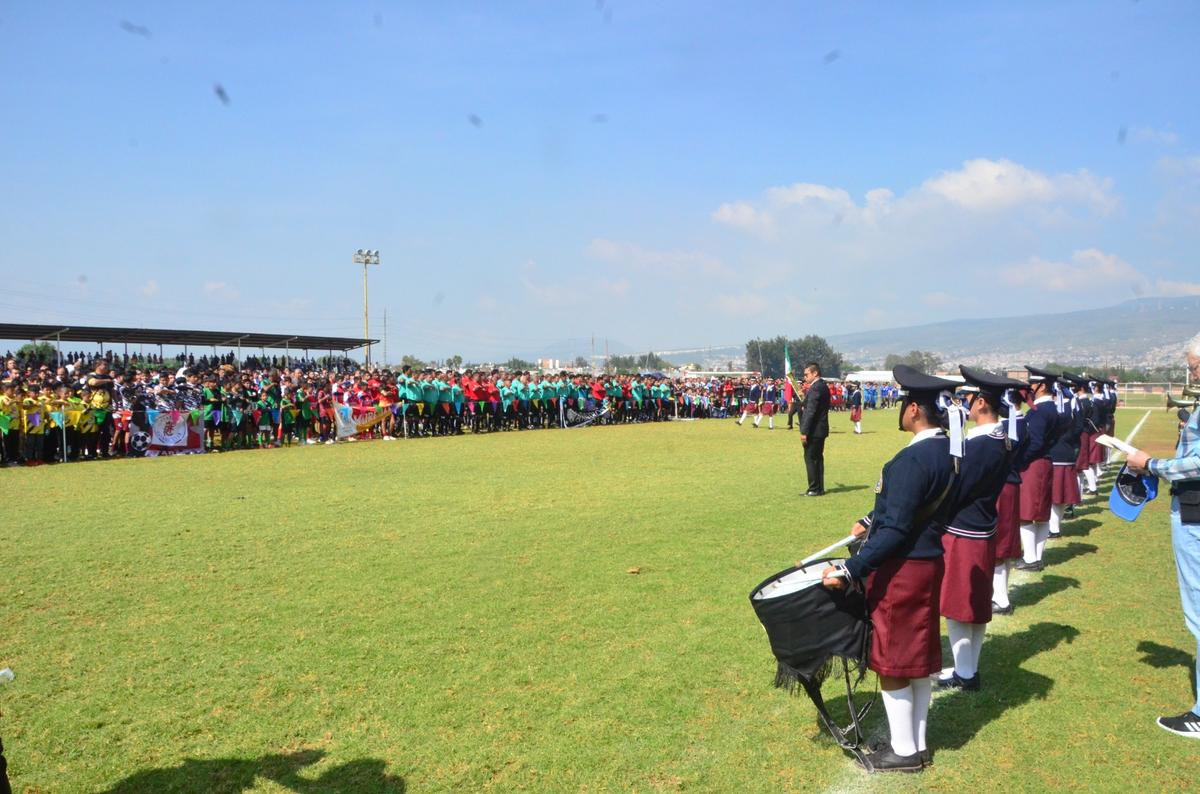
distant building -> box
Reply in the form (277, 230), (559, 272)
(538, 358), (561, 371)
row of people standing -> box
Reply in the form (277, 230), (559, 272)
(819, 364), (1118, 773)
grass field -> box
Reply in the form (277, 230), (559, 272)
(2, 406), (1198, 792)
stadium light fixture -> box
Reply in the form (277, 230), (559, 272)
(352, 248), (381, 365)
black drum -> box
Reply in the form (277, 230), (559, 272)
(749, 560), (872, 756)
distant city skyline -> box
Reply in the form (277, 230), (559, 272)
(2, 2), (1198, 362)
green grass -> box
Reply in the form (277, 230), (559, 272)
(0, 407), (1196, 792)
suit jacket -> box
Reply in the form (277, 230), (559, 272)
(799, 378), (830, 438)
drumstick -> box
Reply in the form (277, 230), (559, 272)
(798, 534), (857, 568)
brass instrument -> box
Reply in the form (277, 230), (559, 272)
(1167, 388), (1198, 425)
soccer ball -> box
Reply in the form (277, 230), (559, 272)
(130, 431), (150, 453)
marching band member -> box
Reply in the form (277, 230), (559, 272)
(821, 365), (962, 773)
(1016, 366), (1064, 572)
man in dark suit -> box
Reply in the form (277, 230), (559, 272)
(799, 361), (831, 495)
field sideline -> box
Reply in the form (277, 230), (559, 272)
(1, 407), (1196, 792)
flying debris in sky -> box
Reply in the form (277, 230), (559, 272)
(213, 83), (230, 105)
(468, 113), (483, 128)
(823, 49), (841, 65)
(119, 20), (151, 38)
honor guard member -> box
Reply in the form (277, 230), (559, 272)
(821, 365), (963, 773)
(937, 367), (1027, 691)
(1045, 374), (1087, 539)
(1016, 366), (1064, 572)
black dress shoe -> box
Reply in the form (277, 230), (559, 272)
(935, 672), (981, 691)
(859, 747), (924, 773)
(804, 489), (825, 497)
(1047, 531), (1062, 540)
(1014, 559), (1044, 572)
(991, 601), (1014, 615)
(920, 748), (933, 767)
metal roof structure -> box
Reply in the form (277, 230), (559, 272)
(0, 323), (375, 352)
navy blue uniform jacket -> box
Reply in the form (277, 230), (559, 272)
(845, 431), (957, 582)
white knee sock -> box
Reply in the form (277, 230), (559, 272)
(768, 416), (773, 429)
(970, 623), (988, 675)
(1020, 523), (1038, 563)
(737, 412), (746, 425)
(854, 421), (861, 433)
(911, 678), (932, 753)
(992, 562), (1011, 608)
(753, 414), (761, 427)
(1049, 503), (1064, 535)
(881, 685), (917, 757)
(946, 619), (976, 678)
(1034, 521), (1049, 561)
(1084, 467), (1097, 492)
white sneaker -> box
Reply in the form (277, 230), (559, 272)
(324, 440), (335, 445)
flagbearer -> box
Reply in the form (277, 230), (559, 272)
(937, 366), (1026, 691)
(822, 365), (962, 773)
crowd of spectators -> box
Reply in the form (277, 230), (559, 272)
(1, 350), (899, 466)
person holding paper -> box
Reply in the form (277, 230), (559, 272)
(1125, 333), (1200, 738)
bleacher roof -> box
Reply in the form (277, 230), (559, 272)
(0, 324), (375, 352)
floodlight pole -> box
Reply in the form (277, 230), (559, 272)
(352, 249), (381, 367)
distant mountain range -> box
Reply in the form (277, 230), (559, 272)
(524, 296), (1195, 371)
(826, 296), (1200, 369)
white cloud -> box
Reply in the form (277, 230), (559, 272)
(710, 201), (774, 234)
(203, 281), (239, 300)
(1131, 126), (1179, 146)
(140, 279), (159, 298)
(518, 261), (579, 308)
(919, 159), (1115, 213)
(922, 291), (954, 306)
(712, 157), (1119, 235)
(1156, 279), (1200, 296)
(1000, 249), (1146, 293)
(587, 238), (729, 276)
(1157, 155), (1200, 181)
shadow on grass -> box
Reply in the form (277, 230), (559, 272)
(1138, 640), (1197, 703)
(1059, 518), (1101, 538)
(1011, 574), (1080, 609)
(100, 749), (405, 794)
(824, 484), (871, 495)
(1042, 541), (1098, 568)
(817, 622), (1080, 753)
(930, 622), (1080, 750)
(1067, 504), (1105, 519)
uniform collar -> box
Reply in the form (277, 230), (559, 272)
(968, 421), (1001, 439)
(1034, 395), (1054, 405)
(907, 427), (944, 446)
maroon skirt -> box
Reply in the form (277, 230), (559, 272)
(1075, 432), (1093, 471)
(940, 532), (995, 623)
(1085, 431), (1103, 465)
(994, 482), (1022, 562)
(1019, 458), (1052, 522)
(866, 557), (944, 678)
(1052, 463), (1082, 506)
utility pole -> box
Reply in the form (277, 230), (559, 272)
(383, 307), (388, 366)
(353, 249), (381, 366)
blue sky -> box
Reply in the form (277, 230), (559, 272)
(2, 1), (1198, 361)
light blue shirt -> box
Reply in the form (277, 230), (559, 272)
(1150, 411), (1200, 483)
